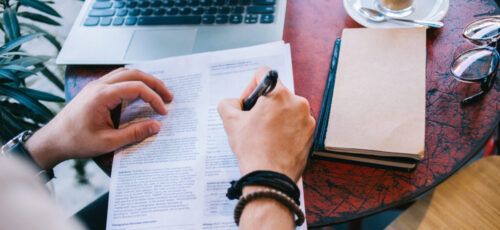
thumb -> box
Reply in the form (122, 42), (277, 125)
(217, 98), (243, 121)
(109, 119), (161, 148)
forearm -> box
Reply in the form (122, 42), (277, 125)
(239, 186), (295, 230)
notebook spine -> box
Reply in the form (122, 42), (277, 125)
(311, 38), (341, 154)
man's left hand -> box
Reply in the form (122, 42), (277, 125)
(25, 68), (173, 170)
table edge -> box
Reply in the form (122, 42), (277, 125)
(308, 117), (499, 227)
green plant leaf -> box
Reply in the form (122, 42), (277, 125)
(0, 84), (53, 122)
(0, 69), (19, 83)
(3, 8), (21, 41)
(0, 100), (46, 124)
(0, 64), (31, 72)
(16, 66), (43, 79)
(0, 106), (24, 132)
(34, 63), (63, 90)
(10, 55), (50, 66)
(0, 105), (40, 139)
(19, 87), (64, 102)
(17, 11), (61, 26)
(0, 51), (31, 58)
(0, 33), (42, 54)
(19, 0), (61, 18)
(0, 107), (23, 140)
(20, 23), (61, 50)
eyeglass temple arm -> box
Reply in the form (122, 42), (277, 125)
(461, 91), (486, 106)
(462, 64), (497, 106)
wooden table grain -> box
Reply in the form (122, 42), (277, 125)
(387, 156), (500, 229)
(64, 0), (500, 227)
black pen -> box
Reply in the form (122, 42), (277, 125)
(242, 70), (279, 111)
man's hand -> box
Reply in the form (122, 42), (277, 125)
(217, 67), (315, 182)
(218, 67), (315, 229)
(25, 68), (173, 170)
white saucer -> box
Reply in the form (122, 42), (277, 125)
(343, 0), (450, 28)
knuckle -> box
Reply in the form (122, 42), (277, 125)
(153, 77), (163, 85)
(277, 87), (290, 96)
(95, 84), (111, 96)
(127, 69), (142, 77)
(86, 79), (100, 88)
(308, 117), (317, 131)
(133, 126), (147, 142)
(153, 79), (167, 90)
(217, 101), (233, 119)
(100, 134), (117, 149)
(272, 88), (289, 101)
(295, 96), (310, 112)
(297, 96), (309, 106)
(128, 81), (147, 91)
(217, 100), (225, 113)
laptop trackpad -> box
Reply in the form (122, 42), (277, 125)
(124, 29), (197, 61)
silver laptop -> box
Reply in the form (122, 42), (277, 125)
(56, 0), (287, 64)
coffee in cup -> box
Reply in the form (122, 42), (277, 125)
(375, 0), (415, 18)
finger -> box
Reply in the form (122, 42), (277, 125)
(106, 67), (128, 76)
(241, 67), (289, 101)
(105, 119), (161, 149)
(104, 81), (168, 115)
(102, 69), (173, 102)
(240, 66), (272, 100)
(252, 80), (291, 111)
(217, 98), (243, 121)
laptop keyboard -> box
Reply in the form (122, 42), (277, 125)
(84, 0), (277, 26)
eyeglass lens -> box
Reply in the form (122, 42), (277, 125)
(463, 17), (500, 45)
(451, 48), (498, 81)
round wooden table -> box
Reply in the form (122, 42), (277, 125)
(65, 0), (500, 227)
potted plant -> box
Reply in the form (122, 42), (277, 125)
(0, 0), (64, 142)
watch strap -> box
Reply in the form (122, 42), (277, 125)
(10, 140), (54, 181)
(2, 131), (54, 181)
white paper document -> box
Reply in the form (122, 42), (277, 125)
(106, 42), (307, 230)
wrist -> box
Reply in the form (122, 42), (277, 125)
(25, 128), (64, 170)
(239, 186), (295, 230)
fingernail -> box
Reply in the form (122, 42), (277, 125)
(149, 122), (161, 134)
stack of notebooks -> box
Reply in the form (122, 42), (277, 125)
(312, 28), (427, 169)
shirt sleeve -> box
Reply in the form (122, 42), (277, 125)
(0, 157), (86, 230)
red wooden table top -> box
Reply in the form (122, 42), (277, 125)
(65, 0), (500, 227)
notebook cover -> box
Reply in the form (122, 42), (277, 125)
(324, 28), (426, 159)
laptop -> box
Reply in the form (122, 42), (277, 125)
(56, 0), (287, 64)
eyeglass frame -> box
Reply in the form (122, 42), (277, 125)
(450, 17), (499, 106)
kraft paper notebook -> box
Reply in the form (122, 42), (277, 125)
(313, 28), (427, 169)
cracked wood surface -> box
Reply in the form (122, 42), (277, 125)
(65, 0), (499, 227)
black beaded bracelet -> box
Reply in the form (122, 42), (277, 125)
(226, 170), (301, 205)
(234, 188), (305, 227)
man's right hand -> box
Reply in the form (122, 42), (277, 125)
(218, 67), (315, 229)
(217, 67), (316, 183)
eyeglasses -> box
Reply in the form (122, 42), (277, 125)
(451, 16), (500, 106)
